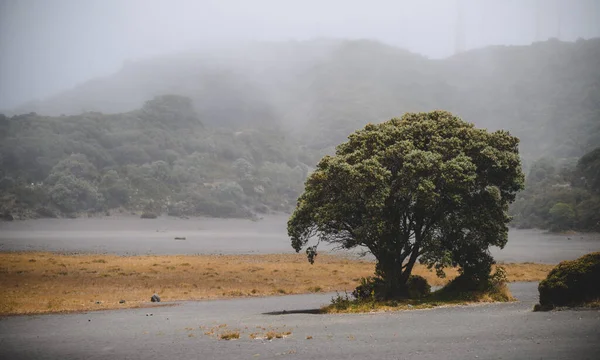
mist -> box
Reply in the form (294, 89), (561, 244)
(1, 0), (599, 109)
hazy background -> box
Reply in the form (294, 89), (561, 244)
(1, 0), (599, 110)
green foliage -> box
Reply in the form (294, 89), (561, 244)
(352, 275), (431, 301)
(432, 266), (511, 305)
(140, 211), (158, 219)
(0, 95), (308, 219)
(406, 275), (431, 299)
(509, 148), (600, 232)
(4, 39), (599, 226)
(548, 202), (575, 231)
(537, 252), (600, 310)
(99, 170), (131, 208)
(329, 291), (353, 311)
(352, 277), (382, 301)
(575, 147), (600, 193)
(48, 175), (104, 214)
(289, 111), (524, 299)
(46, 154), (98, 183)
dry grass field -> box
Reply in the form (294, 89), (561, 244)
(0, 252), (554, 315)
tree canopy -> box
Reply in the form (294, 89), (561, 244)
(509, 146), (600, 232)
(288, 111), (524, 299)
(0, 95), (315, 219)
(2, 38), (598, 231)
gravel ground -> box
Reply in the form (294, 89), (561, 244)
(1, 282), (599, 360)
(1, 216), (599, 263)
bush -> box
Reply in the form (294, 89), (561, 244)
(352, 277), (382, 301)
(35, 207), (58, 218)
(141, 211), (158, 219)
(352, 275), (431, 301)
(407, 275), (431, 299)
(537, 252), (600, 309)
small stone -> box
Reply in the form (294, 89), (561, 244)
(119, 300), (126, 304)
(151, 294), (161, 302)
(95, 301), (102, 305)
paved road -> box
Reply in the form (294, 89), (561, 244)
(1, 282), (599, 360)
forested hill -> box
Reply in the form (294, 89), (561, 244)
(10, 38), (600, 165)
(0, 95), (313, 219)
(1, 38), (599, 225)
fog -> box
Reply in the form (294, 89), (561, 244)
(1, 0), (599, 110)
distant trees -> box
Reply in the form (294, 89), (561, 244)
(0, 95), (310, 219)
(575, 147), (600, 193)
(548, 203), (576, 232)
(99, 170), (131, 208)
(45, 154), (103, 214)
(289, 111), (524, 299)
(3, 38), (599, 224)
(509, 147), (600, 232)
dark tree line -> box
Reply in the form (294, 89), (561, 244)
(0, 95), (314, 219)
(509, 147), (600, 232)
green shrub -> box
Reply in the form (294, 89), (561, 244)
(407, 275), (431, 299)
(330, 291), (352, 311)
(35, 207), (58, 218)
(352, 277), (381, 301)
(352, 275), (431, 301)
(538, 252), (600, 309)
(140, 211), (158, 219)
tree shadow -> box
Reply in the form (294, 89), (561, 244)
(262, 308), (323, 315)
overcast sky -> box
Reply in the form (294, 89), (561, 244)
(1, 0), (598, 110)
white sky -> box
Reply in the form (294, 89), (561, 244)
(1, 0), (598, 109)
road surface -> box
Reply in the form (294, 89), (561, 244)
(1, 282), (599, 360)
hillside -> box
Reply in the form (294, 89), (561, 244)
(0, 95), (313, 219)
(11, 38), (600, 165)
(2, 38), (599, 224)
(509, 146), (600, 232)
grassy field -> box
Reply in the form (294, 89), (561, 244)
(0, 252), (554, 315)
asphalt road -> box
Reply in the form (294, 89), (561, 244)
(1, 282), (599, 360)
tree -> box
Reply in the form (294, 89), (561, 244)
(46, 153), (98, 184)
(288, 111), (524, 299)
(575, 147), (600, 193)
(99, 170), (131, 208)
(548, 202), (576, 232)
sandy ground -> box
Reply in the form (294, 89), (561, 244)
(1, 215), (599, 263)
(1, 282), (599, 360)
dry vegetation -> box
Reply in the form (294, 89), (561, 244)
(218, 331), (240, 340)
(0, 252), (554, 315)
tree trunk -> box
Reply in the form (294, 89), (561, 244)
(400, 243), (420, 285)
(375, 254), (409, 299)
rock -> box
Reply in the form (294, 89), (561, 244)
(95, 301), (102, 304)
(3, 213), (13, 221)
(174, 237), (186, 240)
(119, 300), (126, 304)
(151, 294), (161, 302)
